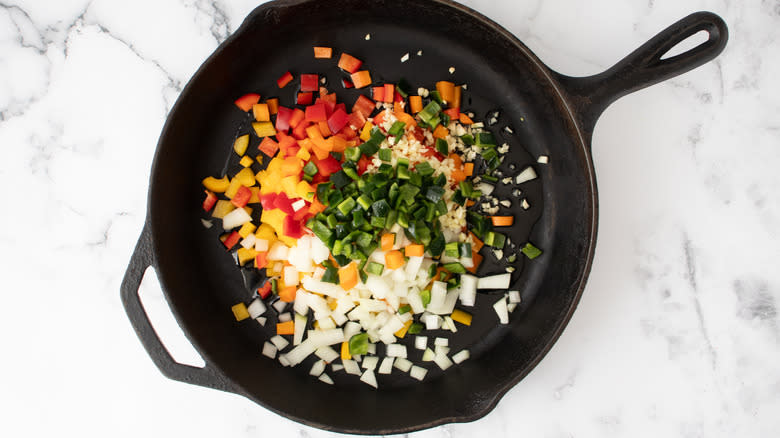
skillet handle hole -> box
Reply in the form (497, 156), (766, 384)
(659, 29), (710, 60)
(137, 266), (206, 368)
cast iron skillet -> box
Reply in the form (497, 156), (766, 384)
(121, 0), (727, 434)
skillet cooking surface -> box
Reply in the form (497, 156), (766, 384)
(123, 0), (727, 433)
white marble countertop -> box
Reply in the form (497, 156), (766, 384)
(2, 0), (778, 437)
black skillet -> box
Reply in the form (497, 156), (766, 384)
(121, 0), (727, 434)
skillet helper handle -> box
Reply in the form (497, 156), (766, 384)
(121, 224), (237, 394)
(554, 11), (728, 137)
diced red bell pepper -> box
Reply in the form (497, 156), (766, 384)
(327, 108), (350, 134)
(223, 231), (240, 250)
(231, 186), (252, 208)
(342, 78), (354, 89)
(357, 155), (370, 175)
(286, 144), (301, 158)
(305, 103), (328, 123)
(341, 125), (357, 139)
(300, 74), (319, 92)
(314, 155), (342, 177)
(316, 94), (337, 113)
(337, 53), (363, 73)
(234, 93), (261, 112)
(421, 146), (445, 161)
(259, 193), (277, 210)
(297, 92), (313, 105)
(258, 137), (280, 157)
(277, 71), (293, 88)
(372, 86), (384, 102)
(352, 95), (375, 118)
(335, 103), (346, 114)
(293, 202), (312, 221)
(202, 190), (217, 212)
(383, 84), (395, 103)
(292, 120), (311, 140)
(289, 108), (305, 128)
(409, 127), (425, 143)
(275, 106), (293, 132)
(311, 172), (328, 184)
(276, 132), (297, 156)
(443, 108), (460, 119)
(283, 215), (304, 238)
(273, 192), (295, 214)
(257, 280), (272, 298)
(394, 91), (403, 103)
(348, 110), (367, 131)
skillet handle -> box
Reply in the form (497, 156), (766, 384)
(121, 224), (238, 394)
(553, 11), (728, 139)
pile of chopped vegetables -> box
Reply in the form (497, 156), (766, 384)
(201, 46), (544, 388)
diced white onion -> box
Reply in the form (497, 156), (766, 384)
(493, 296), (509, 324)
(422, 348), (435, 361)
(262, 342), (277, 359)
(424, 313), (442, 330)
(386, 344), (407, 358)
(434, 337), (449, 347)
(240, 234), (256, 249)
(269, 335), (289, 350)
(537, 155), (549, 164)
(201, 219), (213, 228)
(410, 365), (428, 381)
(285, 339), (316, 366)
(515, 166), (537, 184)
(255, 316), (267, 326)
(393, 357), (413, 372)
(221, 207), (252, 230)
(508, 291), (522, 303)
(315, 346), (339, 363)
(293, 313), (307, 345)
(331, 364), (344, 372)
(459, 274), (477, 306)
(415, 336), (428, 350)
(434, 352), (453, 370)
(378, 357), (395, 374)
(247, 299), (267, 319)
(272, 300), (287, 313)
(254, 238), (269, 252)
(318, 373), (334, 385)
(507, 303), (517, 313)
(306, 329), (345, 348)
(360, 369), (378, 388)
(428, 281), (447, 311)
(452, 349), (470, 364)
(267, 241), (289, 260)
(361, 356), (379, 371)
(342, 359), (361, 375)
(477, 273), (511, 289)
(310, 359), (326, 376)
(278, 312), (292, 322)
(291, 199), (306, 212)
(477, 182), (495, 195)
(435, 345), (450, 356)
(283, 266), (299, 286)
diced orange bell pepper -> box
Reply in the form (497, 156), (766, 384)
(279, 286), (297, 303)
(409, 95), (423, 114)
(385, 250), (405, 270)
(435, 81), (455, 105)
(490, 216), (514, 227)
(313, 46), (332, 58)
(338, 262), (359, 291)
(252, 103), (270, 122)
(276, 320), (295, 335)
(281, 156), (302, 176)
(381, 233), (395, 251)
(404, 244), (424, 257)
(469, 232), (484, 252)
(266, 98), (279, 115)
(459, 113), (474, 124)
(350, 70), (372, 89)
(433, 125), (449, 139)
(466, 250), (483, 274)
(464, 162), (474, 176)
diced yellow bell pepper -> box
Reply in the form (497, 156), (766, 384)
(261, 209), (286, 236)
(297, 147), (311, 161)
(278, 235), (298, 247)
(255, 223), (276, 241)
(212, 200), (235, 219)
(231, 303), (250, 321)
(360, 122), (374, 141)
(237, 247), (258, 265)
(252, 121), (277, 137)
(202, 176), (230, 192)
(266, 156), (283, 173)
(243, 206), (252, 216)
(235, 167), (256, 187)
(281, 175), (299, 196)
(225, 177), (242, 199)
(295, 180), (315, 201)
(239, 155), (254, 167)
(340, 341), (352, 360)
(394, 320), (414, 338)
(248, 186), (261, 204)
(450, 309), (473, 326)
(238, 222), (256, 238)
(233, 134), (250, 156)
